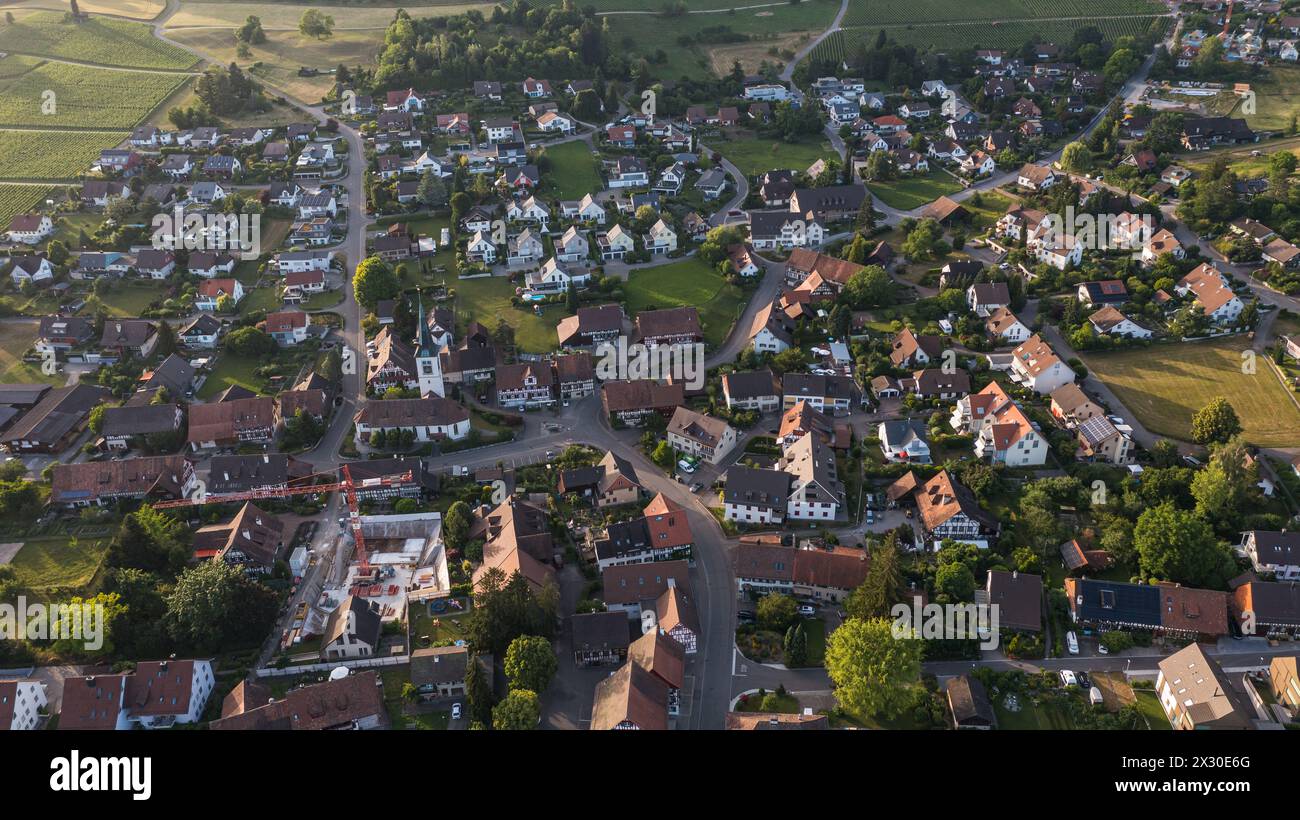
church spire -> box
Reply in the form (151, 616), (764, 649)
(415, 287), (436, 357)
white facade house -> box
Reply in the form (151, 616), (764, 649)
(0, 680), (47, 730)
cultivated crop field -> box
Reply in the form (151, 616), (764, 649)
(825, 0), (1168, 60)
(842, 0), (1165, 26)
(820, 15), (1166, 60)
(1081, 337), (1300, 448)
(4, 0), (165, 20)
(0, 129), (127, 180)
(0, 183), (52, 227)
(0, 61), (186, 129)
(0, 11), (199, 70)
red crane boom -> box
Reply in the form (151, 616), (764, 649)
(152, 467), (414, 576)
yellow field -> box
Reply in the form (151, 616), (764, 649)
(164, 1), (494, 30)
(163, 26), (387, 103)
(3, 0), (165, 20)
(1082, 337), (1300, 448)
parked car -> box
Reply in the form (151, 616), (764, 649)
(677, 458), (697, 473)
(1060, 670), (1078, 687)
(798, 604), (817, 617)
(451, 703), (462, 720)
(1066, 631), (1079, 655)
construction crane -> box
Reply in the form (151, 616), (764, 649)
(153, 466), (413, 575)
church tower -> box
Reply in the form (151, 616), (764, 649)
(413, 289), (445, 398)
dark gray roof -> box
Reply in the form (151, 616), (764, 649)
(723, 466), (792, 510)
(101, 404), (179, 438)
(571, 611), (632, 654)
(409, 645), (469, 687)
(723, 369), (779, 400)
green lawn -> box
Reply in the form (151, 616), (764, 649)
(539, 141), (603, 201)
(801, 617), (826, 667)
(0, 320), (62, 385)
(625, 257), (745, 349)
(1081, 337), (1300, 448)
(9, 536), (109, 592)
(868, 169), (966, 211)
(1133, 689), (1172, 731)
(992, 694), (1077, 730)
(86, 280), (168, 318)
(720, 136), (837, 178)
(452, 275), (571, 353)
(239, 286), (282, 316)
(197, 352), (269, 399)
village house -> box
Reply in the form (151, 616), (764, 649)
(666, 407), (737, 465)
(353, 397), (471, 444)
(1009, 334), (1075, 395)
(187, 396), (279, 450)
(49, 454), (196, 507)
(722, 369), (781, 412)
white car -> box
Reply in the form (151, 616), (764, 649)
(1066, 631), (1079, 655)
(798, 605), (816, 617)
(451, 703), (462, 720)
(1060, 670), (1078, 688)
(677, 459), (697, 473)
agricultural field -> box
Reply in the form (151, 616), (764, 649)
(603, 1), (839, 80)
(821, 17), (1166, 60)
(720, 135), (837, 178)
(1208, 64), (1300, 134)
(165, 0), (493, 29)
(0, 183), (52, 228)
(0, 53), (46, 79)
(0, 61), (187, 129)
(0, 129), (126, 180)
(842, 0), (1165, 27)
(0, 11), (199, 70)
(161, 27), (386, 104)
(1081, 337), (1300, 448)
(4, 0), (166, 20)
(625, 257), (745, 349)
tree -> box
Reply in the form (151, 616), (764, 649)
(443, 501), (472, 552)
(504, 634), (558, 694)
(1060, 141), (1092, 173)
(900, 218), (946, 261)
(222, 326), (277, 358)
(417, 170), (448, 208)
(1133, 502), (1234, 587)
(935, 561), (976, 602)
(1191, 397), (1242, 445)
(491, 688), (540, 729)
(353, 256), (399, 311)
(236, 15), (267, 44)
(841, 264), (892, 308)
(165, 560), (278, 652)
(107, 506), (191, 577)
(846, 535), (905, 619)
(298, 8), (335, 39)
(757, 592), (798, 632)
(465, 652), (495, 726)
(783, 623), (808, 667)
(825, 617), (922, 721)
